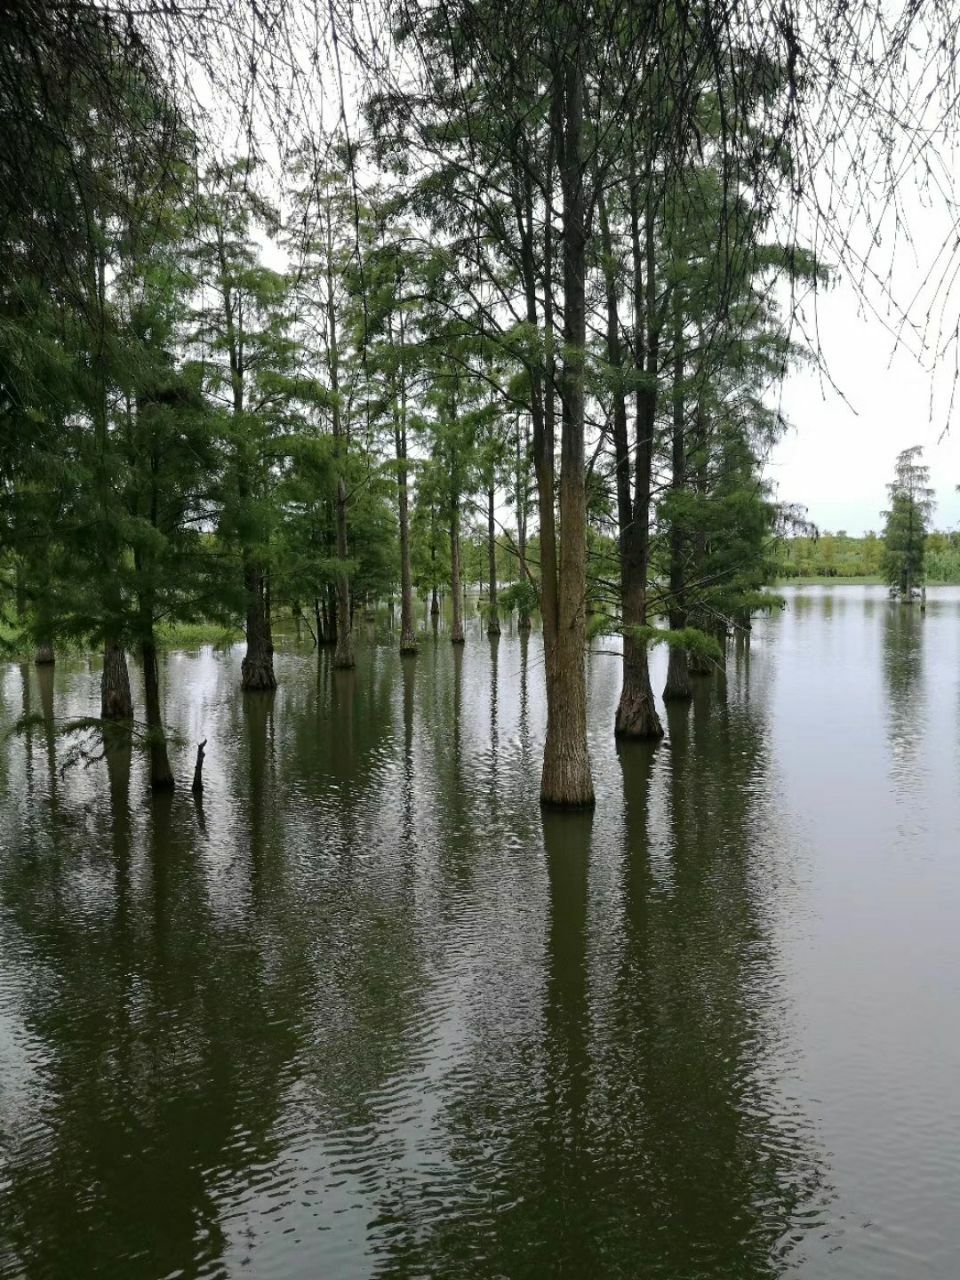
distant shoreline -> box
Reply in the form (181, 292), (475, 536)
(776, 576), (960, 587)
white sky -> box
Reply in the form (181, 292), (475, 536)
(770, 107), (960, 538)
(772, 284), (960, 536)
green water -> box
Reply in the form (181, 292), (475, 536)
(1, 586), (959, 1278)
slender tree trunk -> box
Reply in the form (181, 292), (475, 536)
(615, 169), (663, 739)
(326, 582), (338, 645)
(598, 186), (661, 740)
(241, 563), (277, 690)
(486, 483), (501, 635)
(517, 419), (532, 630)
(333, 475), (355, 668)
(688, 401), (714, 675)
(664, 306), (692, 702)
(326, 216), (355, 670)
(540, 59), (594, 807)
(450, 502), (465, 643)
(101, 641), (133, 720)
(141, 638), (174, 789)
(396, 423), (417, 654)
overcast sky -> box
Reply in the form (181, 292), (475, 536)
(772, 294), (960, 536)
(770, 156), (960, 537)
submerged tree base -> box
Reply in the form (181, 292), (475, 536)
(663, 648), (693, 701)
(241, 651), (277, 691)
(101, 644), (133, 721)
(540, 754), (596, 809)
(688, 647), (714, 676)
(615, 685), (664, 740)
(34, 645), (55, 666)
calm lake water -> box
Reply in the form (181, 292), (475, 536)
(1, 586), (959, 1279)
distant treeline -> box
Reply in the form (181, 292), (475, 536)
(777, 531), (960, 583)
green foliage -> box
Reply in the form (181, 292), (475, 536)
(627, 626), (725, 663)
(881, 448), (934, 598)
(499, 579), (539, 618)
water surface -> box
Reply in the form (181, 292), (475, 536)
(1, 586), (959, 1278)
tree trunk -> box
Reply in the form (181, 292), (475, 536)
(241, 563), (277, 690)
(687, 395), (714, 675)
(450, 502), (465, 644)
(516, 417), (532, 629)
(142, 639), (174, 789)
(615, 169), (662, 739)
(540, 59), (594, 807)
(333, 476), (356, 668)
(101, 641), (133, 720)
(325, 219), (355, 671)
(597, 185), (661, 740)
(397, 426), (417, 654)
(34, 644), (55, 666)
(486, 483), (501, 635)
(663, 306), (692, 702)
(326, 582), (338, 645)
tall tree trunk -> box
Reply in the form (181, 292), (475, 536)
(241, 563), (277, 690)
(326, 215), (355, 670)
(333, 475), (355, 668)
(598, 186), (661, 740)
(486, 483), (501, 635)
(540, 59), (594, 807)
(101, 641), (133, 720)
(688, 401), (714, 675)
(396, 422), (417, 654)
(141, 638), (174, 789)
(450, 501), (465, 644)
(663, 306), (692, 702)
(615, 169), (663, 739)
(516, 418), (532, 630)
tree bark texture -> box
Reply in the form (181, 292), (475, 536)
(241, 564), (277, 690)
(663, 309), (692, 702)
(598, 185), (662, 741)
(450, 503), (465, 644)
(397, 427), (417, 654)
(486, 484), (501, 635)
(101, 642), (133, 720)
(612, 173), (661, 738)
(540, 59), (594, 807)
(142, 640), (174, 789)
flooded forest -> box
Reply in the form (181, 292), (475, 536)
(2, 1), (960, 1277)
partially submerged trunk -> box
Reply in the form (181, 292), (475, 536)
(101, 641), (133, 721)
(663, 308), (692, 703)
(325, 582), (338, 645)
(142, 639), (174, 789)
(450, 503), (465, 644)
(34, 644), (55, 666)
(486, 483), (501, 636)
(397, 428), (417, 654)
(539, 61), (594, 807)
(598, 175), (661, 740)
(516, 418), (532, 630)
(688, 399), (713, 676)
(241, 563), (277, 691)
(327, 217), (355, 671)
(333, 475), (356, 669)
